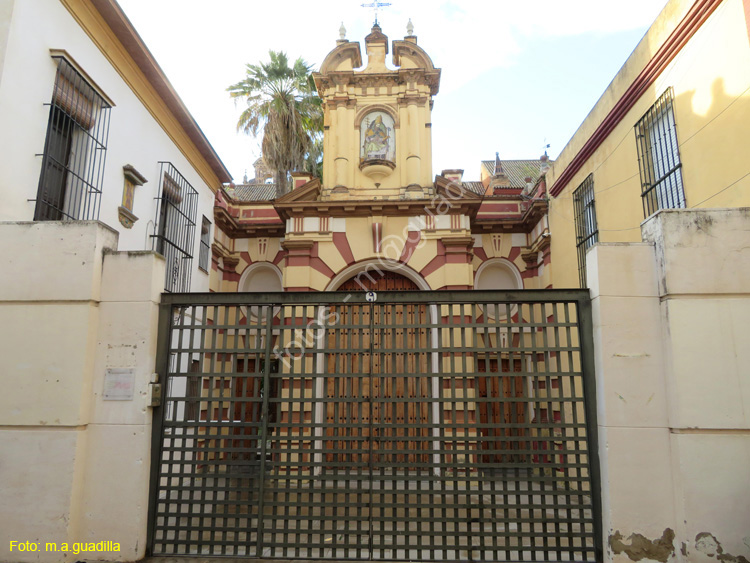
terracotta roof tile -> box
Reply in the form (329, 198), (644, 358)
(226, 183), (277, 201)
(481, 159), (551, 188)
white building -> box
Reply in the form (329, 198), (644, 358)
(0, 1), (230, 561)
(0, 0), (231, 292)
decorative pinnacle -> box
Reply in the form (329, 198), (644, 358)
(407, 18), (414, 36)
(339, 22), (346, 40)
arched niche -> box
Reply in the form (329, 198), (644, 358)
(474, 258), (524, 320)
(238, 262), (283, 321)
(360, 110), (396, 162)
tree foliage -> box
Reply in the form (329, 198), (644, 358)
(228, 51), (323, 197)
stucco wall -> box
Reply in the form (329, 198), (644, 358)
(0, 0), (216, 291)
(0, 222), (164, 563)
(587, 208), (750, 563)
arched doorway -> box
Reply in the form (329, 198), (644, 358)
(324, 270), (432, 468)
(336, 269), (420, 292)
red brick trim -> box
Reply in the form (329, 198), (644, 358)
(549, 0), (724, 197)
(399, 231), (422, 264)
(419, 255), (446, 279)
(310, 257), (336, 279)
(272, 250), (286, 266)
(332, 232), (355, 265)
(473, 247), (489, 262)
(744, 0), (750, 41)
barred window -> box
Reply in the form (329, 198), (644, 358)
(199, 216), (211, 272)
(573, 174), (598, 288)
(635, 87), (685, 217)
(153, 162), (198, 292)
(34, 56), (111, 221)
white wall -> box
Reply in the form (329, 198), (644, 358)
(0, 0), (215, 291)
(0, 222), (165, 563)
(587, 208), (750, 563)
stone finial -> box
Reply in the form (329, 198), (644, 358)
(243, 170), (248, 184)
(540, 150), (551, 174)
(339, 22), (346, 40)
(407, 18), (414, 36)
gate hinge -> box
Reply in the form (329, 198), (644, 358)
(148, 373), (162, 407)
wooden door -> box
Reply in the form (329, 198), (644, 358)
(476, 358), (527, 463)
(325, 272), (431, 467)
(232, 358), (278, 462)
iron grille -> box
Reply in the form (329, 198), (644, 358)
(199, 216), (211, 272)
(34, 56), (111, 221)
(573, 175), (598, 288)
(152, 162), (198, 293)
(149, 290), (601, 562)
(635, 87), (686, 217)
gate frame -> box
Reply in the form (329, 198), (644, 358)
(146, 289), (602, 561)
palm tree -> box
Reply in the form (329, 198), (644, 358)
(228, 51), (322, 197)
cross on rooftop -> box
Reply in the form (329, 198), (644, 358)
(361, 1), (391, 25)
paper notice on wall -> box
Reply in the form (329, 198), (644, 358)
(103, 368), (136, 401)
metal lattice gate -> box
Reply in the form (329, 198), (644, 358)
(148, 290), (601, 561)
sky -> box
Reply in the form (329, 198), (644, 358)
(116, 0), (669, 183)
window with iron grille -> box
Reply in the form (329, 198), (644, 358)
(573, 174), (598, 288)
(34, 56), (111, 221)
(199, 216), (211, 272)
(152, 162), (198, 292)
(635, 87), (685, 217)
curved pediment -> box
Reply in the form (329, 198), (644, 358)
(392, 40), (436, 70)
(319, 41), (363, 74)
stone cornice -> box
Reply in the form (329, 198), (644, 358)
(274, 197), (480, 222)
(315, 69), (439, 96)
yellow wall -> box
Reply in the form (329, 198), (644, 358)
(546, 0), (750, 288)
(316, 36), (437, 198)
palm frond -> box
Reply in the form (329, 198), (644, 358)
(229, 50), (324, 197)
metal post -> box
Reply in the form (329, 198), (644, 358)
(254, 303), (277, 556)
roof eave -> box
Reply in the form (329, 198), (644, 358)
(89, 0), (233, 185)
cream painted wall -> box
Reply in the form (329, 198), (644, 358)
(547, 0), (750, 289)
(0, 0), (216, 291)
(587, 208), (750, 563)
(0, 222), (164, 563)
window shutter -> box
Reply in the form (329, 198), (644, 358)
(53, 71), (95, 130)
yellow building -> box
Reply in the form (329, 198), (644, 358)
(545, 0), (750, 287)
(213, 24), (551, 297)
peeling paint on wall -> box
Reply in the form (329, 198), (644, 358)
(609, 529), (675, 563)
(695, 533), (750, 563)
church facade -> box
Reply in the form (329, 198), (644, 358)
(212, 24), (552, 298)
